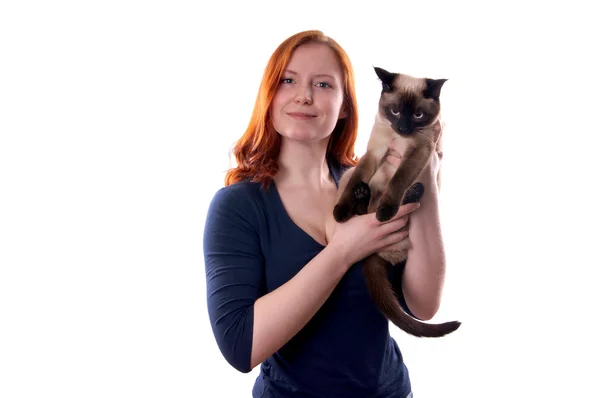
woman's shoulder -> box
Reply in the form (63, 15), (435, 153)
(214, 179), (261, 196)
(209, 180), (262, 206)
(206, 179), (275, 223)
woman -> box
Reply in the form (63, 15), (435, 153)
(203, 30), (446, 398)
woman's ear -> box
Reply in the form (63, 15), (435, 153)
(338, 104), (348, 119)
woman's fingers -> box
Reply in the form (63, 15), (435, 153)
(379, 229), (409, 250)
(368, 202), (419, 225)
(389, 202), (420, 221)
(378, 215), (408, 237)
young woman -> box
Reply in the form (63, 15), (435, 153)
(203, 30), (446, 398)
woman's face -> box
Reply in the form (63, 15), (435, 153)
(270, 42), (347, 144)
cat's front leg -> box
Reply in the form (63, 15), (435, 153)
(333, 150), (382, 222)
(333, 172), (372, 223)
(376, 146), (433, 222)
(352, 182), (371, 215)
(401, 182), (425, 205)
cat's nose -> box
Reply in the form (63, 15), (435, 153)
(396, 123), (408, 133)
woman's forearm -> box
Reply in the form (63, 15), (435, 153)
(250, 245), (349, 369)
(402, 170), (446, 320)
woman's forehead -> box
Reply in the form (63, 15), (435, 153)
(286, 43), (343, 78)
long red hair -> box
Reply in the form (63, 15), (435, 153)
(224, 30), (359, 188)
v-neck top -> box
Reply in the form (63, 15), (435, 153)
(203, 157), (413, 398)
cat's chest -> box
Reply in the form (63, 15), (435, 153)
(365, 134), (411, 199)
(368, 130), (410, 158)
(386, 135), (410, 157)
(370, 135), (409, 179)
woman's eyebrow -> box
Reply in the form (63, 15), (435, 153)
(284, 69), (335, 80)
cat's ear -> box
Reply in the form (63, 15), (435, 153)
(374, 66), (395, 93)
(424, 78), (448, 100)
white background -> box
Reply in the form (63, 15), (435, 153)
(1, 1), (599, 397)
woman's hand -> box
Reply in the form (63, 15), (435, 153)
(424, 118), (444, 178)
(327, 202), (420, 268)
(327, 118), (445, 269)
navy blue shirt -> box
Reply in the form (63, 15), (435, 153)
(203, 158), (413, 397)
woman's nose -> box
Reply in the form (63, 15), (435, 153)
(295, 86), (313, 104)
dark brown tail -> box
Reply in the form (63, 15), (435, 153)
(363, 254), (461, 338)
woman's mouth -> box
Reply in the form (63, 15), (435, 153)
(287, 112), (316, 120)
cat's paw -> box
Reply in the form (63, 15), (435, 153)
(401, 182), (425, 205)
(333, 201), (354, 223)
(352, 182), (371, 215)
(353, 182), (371, 201)
(376, 202), (399, 222)
(354, 201), (369, 215)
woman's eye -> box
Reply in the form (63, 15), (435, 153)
(316, 82), (332, 88)
(281, 78), (294, 84)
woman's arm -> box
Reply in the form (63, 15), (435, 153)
(251, 201), (418, 368)
(204, 185), (417, 373)
(205, 191), (350, 372)
(250, 244), (348, 368)
(401, 151), (447, 320)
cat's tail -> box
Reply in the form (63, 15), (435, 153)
(363, 254), (461, 338)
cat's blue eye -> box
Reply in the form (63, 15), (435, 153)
(414, 112), (423, 119)
(391, 109), (400, 116)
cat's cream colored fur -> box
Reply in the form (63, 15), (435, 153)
(325, 67), (460, 338)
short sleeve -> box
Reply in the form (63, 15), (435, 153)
(203, 185), (266, 373)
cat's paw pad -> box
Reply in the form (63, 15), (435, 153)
(376, 203), (399, 222)
(333, 202), (353, 223)
(352, 182), (371, 201)
(401, 182), (425, 205)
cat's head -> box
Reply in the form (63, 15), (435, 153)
(374, 66), (446, 137)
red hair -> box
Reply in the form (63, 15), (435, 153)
(224, 30), (359, 188)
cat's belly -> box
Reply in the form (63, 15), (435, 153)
(325, 209), (409, 263)
(377, 240), (410, 264)
(325, 214), (408, 262)
(369, 159), (397, 194)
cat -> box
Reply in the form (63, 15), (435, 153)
(330, 66), (460, 338)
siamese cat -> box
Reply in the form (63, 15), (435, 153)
(331, 66), (460, 338)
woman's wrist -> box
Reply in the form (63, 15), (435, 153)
(324, 239), (355, 272)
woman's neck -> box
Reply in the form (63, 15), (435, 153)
(274, 137), (333, 190)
